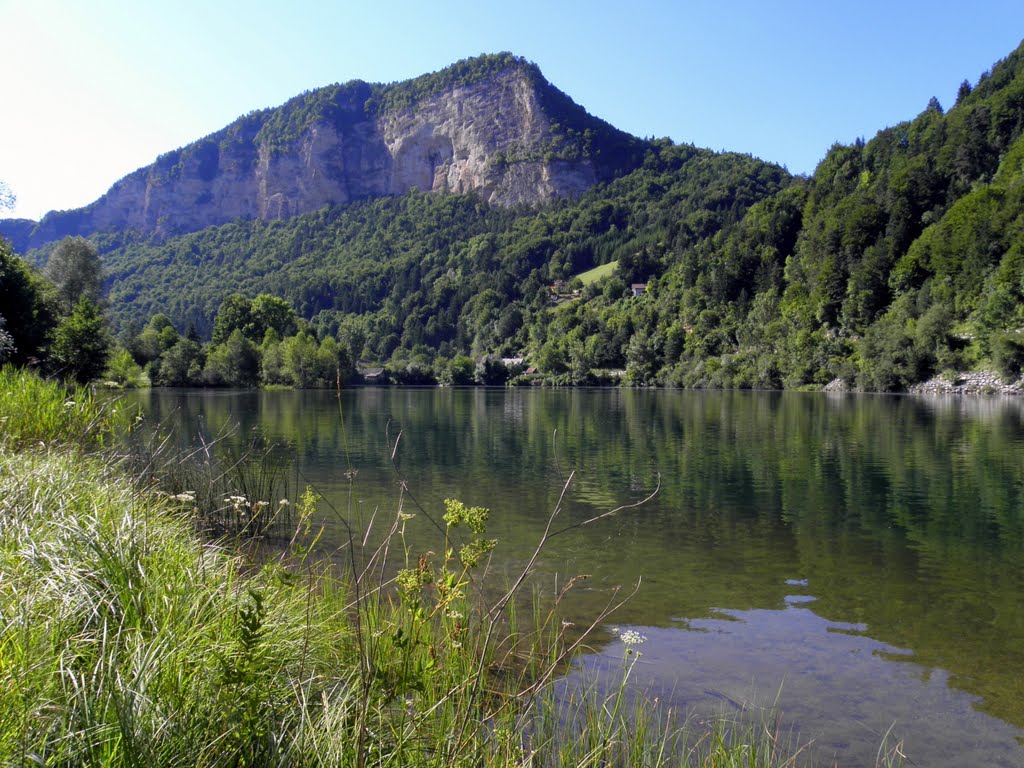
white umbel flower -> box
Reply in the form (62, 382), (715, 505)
(620, 629), (647, 647)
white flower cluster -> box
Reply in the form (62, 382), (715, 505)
(620, 629), (647, 647)
(225, 495), (249, 518)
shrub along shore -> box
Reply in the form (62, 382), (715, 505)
(0, 367), (901, 767)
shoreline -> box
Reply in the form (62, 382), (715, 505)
(108, 369), (1024, 396)
(825, 370), (1024, 396)
(908, 370), (1022, 396)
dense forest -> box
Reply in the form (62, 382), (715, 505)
(5, 43), (1024, 390)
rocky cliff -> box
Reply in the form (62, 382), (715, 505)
(3, 54), (644, 252)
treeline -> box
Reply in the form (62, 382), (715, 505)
(124, 292), (535, 388)
(122, 292), (358, 389)
(0, 238), (518, 389)
(0, 239), (359, 388)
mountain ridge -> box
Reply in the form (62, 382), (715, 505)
(1, 53), (645, 252)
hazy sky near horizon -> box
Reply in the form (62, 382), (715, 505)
(2, 0), (1023, 221)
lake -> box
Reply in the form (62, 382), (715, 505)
(128, 387), (1024, 767)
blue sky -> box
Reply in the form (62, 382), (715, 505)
(2, 0), (1023, 221)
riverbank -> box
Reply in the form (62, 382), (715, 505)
(824, 369), (1024, 395)
(0, 367), (824, 767)
(907, 370), (1024, 395)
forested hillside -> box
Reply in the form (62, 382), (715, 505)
(533, 41), (1024, 390)
(9, 43), (1024, 390)
(91, 144), (786, 369)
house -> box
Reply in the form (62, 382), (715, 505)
(357, 362), (388, 384)
(631, 283), (647, 296)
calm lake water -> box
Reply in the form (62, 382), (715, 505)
(128, 387), (1024, 767)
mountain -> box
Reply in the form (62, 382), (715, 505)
(8, 44), (1024, 393)
(0, 53), (644, 252)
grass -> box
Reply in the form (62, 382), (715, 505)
(575, 260), (619, 286)
(0, 368), (889, 767)
(0, 365), (134, 450)
(549, 261), (619, 313)
(126, 423), (298, 538)
(551, 297), (579, 313)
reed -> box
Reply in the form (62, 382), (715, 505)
(122, 421), (296, 539)
(0, 365), (133, 450)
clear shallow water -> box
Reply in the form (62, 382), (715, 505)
(128, 387), (1024, 767)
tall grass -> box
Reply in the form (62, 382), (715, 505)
(125, 424), (297, 538)
(0, 365), (133, 450)
(0, 369), (875, 767)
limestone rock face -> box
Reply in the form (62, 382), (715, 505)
(379, 71), (596, 205)
(8, 60), (639, 251)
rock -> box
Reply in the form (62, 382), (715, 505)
(907, 371), (1024, 396)
(7, 57), (642, 250)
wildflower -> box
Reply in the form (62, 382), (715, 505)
(458, 537), (496, 568)
(397, 566), (432, 594)
(620, 629), (647, 647)
(172, 492), (195, 503)
(278, 499), (290, 507)
(398, 512), (415, 521)
(443, 498), (490, 534)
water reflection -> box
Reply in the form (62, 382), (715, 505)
(573, 608), (1024, 768)
(126, 388), (1024, 767)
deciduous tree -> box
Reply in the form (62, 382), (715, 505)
(0, 240), (54, 363)
(45, 237), (103, 313)
(50, 298), (110, 384)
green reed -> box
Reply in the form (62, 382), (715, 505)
(0, 365), (133, 450)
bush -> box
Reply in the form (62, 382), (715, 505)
(102, 346), (146, 388)
(991, 330), (1024, 381)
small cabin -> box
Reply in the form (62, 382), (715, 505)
(359, 366), (387, 383)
